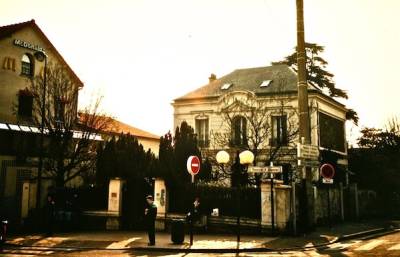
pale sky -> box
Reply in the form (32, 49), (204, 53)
(2, 0), (399, 144)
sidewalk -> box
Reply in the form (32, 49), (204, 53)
(264, 219), (390, 250)
(4, 220), (394, 252)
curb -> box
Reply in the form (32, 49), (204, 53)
(337, 227), (386, 242)
(3, 227), (397, 254)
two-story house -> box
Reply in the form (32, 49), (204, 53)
(172, 64), (348, 185)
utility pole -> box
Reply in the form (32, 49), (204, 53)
(296, 0), (315, 231)
(296, 0), (310, 141)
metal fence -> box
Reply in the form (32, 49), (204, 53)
(168, 184), (261, 219)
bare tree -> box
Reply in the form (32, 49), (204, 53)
(26, 62), (113, 187)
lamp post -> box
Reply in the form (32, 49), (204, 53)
(269, 162), (275, 235)
(215, 150), (236, 239)
(216, 150), (254, 244)
(34, 50), (47, 209)
(238, 150), (254, 244)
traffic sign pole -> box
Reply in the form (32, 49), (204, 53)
(186, 156), (201, 246)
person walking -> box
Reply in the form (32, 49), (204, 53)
(144, 195), (157, 246)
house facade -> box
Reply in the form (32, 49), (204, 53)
(172, 65), (348, 184)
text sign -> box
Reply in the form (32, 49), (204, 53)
(13, 39), (44, 52)
(322, 178), (334, 184)
(187, 156), (201, 175)
(297, 143), (319, 159)
(248, 166), (282, 173)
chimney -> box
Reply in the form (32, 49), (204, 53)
(208, 73), (217, 83)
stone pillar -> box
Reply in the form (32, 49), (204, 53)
(352, 183), (359, 219)
(21, 181), (30, 220)
(261, 179), (291, 232)
(275, 183), (292, 230)
(154, 178), (167, 231)
(106, 178), (125, 230)
(339, 182), (345, 221)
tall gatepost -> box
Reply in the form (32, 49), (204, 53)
(154, 178), (167, 231)
(296, 0), (315, 231)
(106, 178), (125, 230)
(261, 179), (291, 232)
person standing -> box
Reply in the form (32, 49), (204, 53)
(45, 194), (55, 236)
(187, 197), (201, 223)
(144, 195), (157, 246)
(187, 196), (202, 245)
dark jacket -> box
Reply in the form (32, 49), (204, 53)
(145, 203), (157, 225)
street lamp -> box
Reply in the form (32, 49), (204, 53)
(238, 150), (254, 244)
(216, 150), (230, 167)
(239, 150), (254, 166)
(34, 50), (47, 209)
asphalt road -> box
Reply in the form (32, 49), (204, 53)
(2, 231), (400, 257)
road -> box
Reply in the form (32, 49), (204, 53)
(2, 231), (400, 257)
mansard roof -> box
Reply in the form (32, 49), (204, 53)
(174, 64), (319, 101)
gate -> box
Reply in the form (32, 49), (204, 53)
(121, 178), (154, 229)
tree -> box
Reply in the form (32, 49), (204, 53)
(96, 134), (157, 184)
(158, 122), (203, 186)
(273, 42), (359, 125)
(211, 87), (299, 187)
(27, 62), (112, 187)
(350, 117), (400, 215)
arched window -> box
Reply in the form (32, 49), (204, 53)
(231, 116), (247, 146)
(21, 54), (33, 76)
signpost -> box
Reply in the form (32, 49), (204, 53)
(296, 143), (320, 234)
(186, 156), (201, 245)
(320, 163), (335, 227)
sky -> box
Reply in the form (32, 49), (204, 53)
(2, 0), (400, 144)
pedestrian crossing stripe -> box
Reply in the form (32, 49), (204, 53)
(106, 237), (141, 249)
(328, 240), (361, 250)
(354, 240), (386, 251)
(388, 243), (400, 251)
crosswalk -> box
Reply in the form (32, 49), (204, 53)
(325, 238), (400, 252)
(3, 236), (400, 256)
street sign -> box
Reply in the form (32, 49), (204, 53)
(187, 156), (201, 175)
(297, 143), (319, 159)
(248, 166), (282, 173)
(320, 163), (335, 179)
(322, 178), (334, 184)
(297, 159), (320, 167)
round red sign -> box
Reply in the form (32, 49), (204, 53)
(187, 156), (201, 175)
(320, 163), (335, 179)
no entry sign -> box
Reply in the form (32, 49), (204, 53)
(187, 156), (201, 175)
(320, 163), (335, 180)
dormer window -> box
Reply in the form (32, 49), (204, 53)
(221, 83), (232, 90)
(21, 54), (33, 77)
(260, 80), (272, 88)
